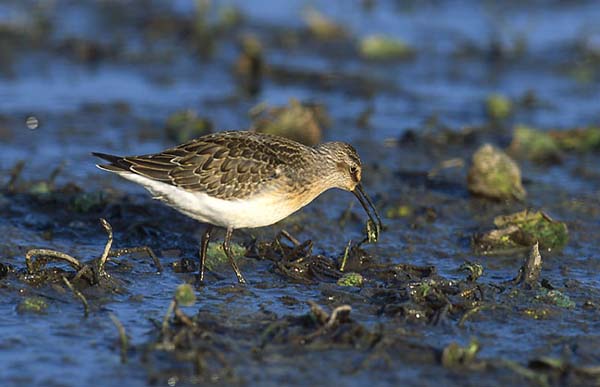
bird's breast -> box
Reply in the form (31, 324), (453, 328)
(114, 171), (330, 229)
(189, 187), (318, 229)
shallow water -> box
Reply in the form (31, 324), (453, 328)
(1, 1), (600, 386)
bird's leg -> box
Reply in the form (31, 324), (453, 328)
(223, 227), (247, 284)
(197, 225), (213, 285)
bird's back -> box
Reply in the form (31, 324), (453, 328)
(94, 131), (315, 200)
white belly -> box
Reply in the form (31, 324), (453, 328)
(116, 172), (304, 229)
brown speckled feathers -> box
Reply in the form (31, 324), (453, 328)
(93, 131), (314, 200)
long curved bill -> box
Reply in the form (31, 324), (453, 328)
(352, 183), (383, 243)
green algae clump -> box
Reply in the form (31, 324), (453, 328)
(475, 210), (569, 253)
(359, 35), (413, 60)
(174, 284), (196, 307)
(385, 204), (413, 219)
(467, 143), (526, 200)
(441, 338), (480, 368)
(537, 288), (575, 309)
(510, 125), (600, 162)
(550, 127), (600, 152)
(17, 297), (48, 314)
(494, 211), (569, 250)
(509, 125), (562, 163)
(337, 272), (364, 287)
(28, 181), (52, 195)
(486, 93), (513, 120)
(303, 8), (346, 40)
(205, 242), (246, 271)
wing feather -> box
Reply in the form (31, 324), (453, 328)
(95, 131), (312, 200)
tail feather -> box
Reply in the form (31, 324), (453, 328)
(92, 152), (131, 172)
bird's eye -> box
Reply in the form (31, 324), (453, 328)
(349, 165), (358, 175)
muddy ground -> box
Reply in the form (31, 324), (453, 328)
(1, 1), (600, 386)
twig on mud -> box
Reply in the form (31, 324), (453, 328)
(513, 242), (542, 286)
(62, 276), (89, 317)
(24, 218), (162, 285)
(162, 300), (177, 336)
(193, 347), (234, 379)
(72, 264), (94, 283)
(47, 163), (64, 190)
(430, 302), (452, 326)
(174, 307), (195, 327)
(25, 249), (83, 274)
(575, 365), (600, 377)
(109, 313), (128, 364)
(96, 218), (162, 281)
(305, 301), (352, 340)
(339, 240), (352, 272)
(458, 304), (486, 327)
(280, 229), (300, 247)
(96, 218), (114, 282)
(324, 304), (352, 329)
(499, 359), (550, 386)
(7, 160), (25, 192)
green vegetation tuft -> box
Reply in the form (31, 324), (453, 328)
(337, 272), (364, 287)
(174, 284), (196, 306)
(359, 35), (413, 60)
(17, 297), (48, 314)
(486, 93), (513, 120)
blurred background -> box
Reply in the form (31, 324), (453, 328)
(1, 1), (600, 386)
(1, 0), (599, 184)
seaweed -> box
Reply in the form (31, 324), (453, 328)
(486, 94), (513, 121)
(109, 313), (129, 364)
(24, 219), (163, 290)
(474, 210), (569, 253)
(467, 143), (526, 200)
(359, 35), (414, 60)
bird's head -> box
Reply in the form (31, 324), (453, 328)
(316, 142), (382, 239)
